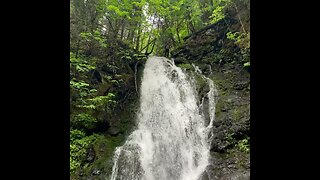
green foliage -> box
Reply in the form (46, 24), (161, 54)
(121, 51), (133, 60)
(80, 30), (108, 48)
(70, 48), (119, 172)
(107, 5), (129, 17)
(209, 6), (225, 24)
(106, 64), (120, 71)
(70, 0), (250, 175)
(226, 31), (250, 67)
(243, 62), (250, 67)
(70, 130), (99, 172)
(225, 132), (250, 154)
(226, 31), (240, 41)
(70, 80), (90, 90)
(225, 132), (235, 144)
(177, 63), (193, 70)
(70, 129), (86, 141)
(208, 0), (230, 24)
(70, 52), (96, 77)
(86, 93), (117, 111)
(226, 31), (249, 47)
(70, 79), (97, 101)
(71, 91), (116, 129)
(72, 113), (97, 129)
(236, 138), (250, 153)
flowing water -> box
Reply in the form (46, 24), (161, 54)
(110, 56), (217, 180)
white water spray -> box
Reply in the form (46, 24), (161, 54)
(110, 56), (217, 180)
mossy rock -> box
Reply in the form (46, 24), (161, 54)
(70, 134), (126, 179)
(177, 63), (193, 70)
(230, 105), (249, 122)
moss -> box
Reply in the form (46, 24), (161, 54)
(230, 145), (250, 169)
(214, 99), (225, 117)
(76, 134), (126, 177)
(231, 108), (242, 121)
(177, 63), (193, 70)
(97, 135), (124, 169)
(194, 74), (207, 88)
(230, 105), (249, 121)
(213, 92), (232, 117)
(211, 75), (232, 93)
(238, 158), (249, 169)
(118, 106), (137, 136)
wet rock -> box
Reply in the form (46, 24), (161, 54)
(234, 81), (249, 90)
(108, 127), (120, 136)
(92, 169), (101, 175)
(173, 57), (187, 64)
(229, 170), (250, 180)
(171, 4), (250, 178)
(212, 120), (221, 127)
(221, 107), (228, 112)
(86, 145), (95, 163)
(200, 171), (209, 180)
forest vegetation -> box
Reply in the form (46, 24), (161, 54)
(70, 0), (250, 178)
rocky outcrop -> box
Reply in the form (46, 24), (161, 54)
(171, 2), (250, 178)
(176, 57), (250, 180)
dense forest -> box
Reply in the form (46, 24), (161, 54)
(70, 0), (250, 179)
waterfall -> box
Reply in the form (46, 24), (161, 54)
(110, 56), (217, 180)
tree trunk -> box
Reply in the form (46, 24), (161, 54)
(120, 19), (126, 40)
(135, 23), (142, 51)
(176, 25), (181, 44)
(234, 3), (247, 33)
(140, 31), (146, 51)
(145, 35), (151, 53)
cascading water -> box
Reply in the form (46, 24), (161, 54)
(110, 56), (217, 180)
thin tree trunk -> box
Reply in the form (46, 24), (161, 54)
(140, 31), (146, 50)
(145, 35), (151, 53)
(234, 3), (247, 33)
(105, 16), (115, 34)
(120, 18), (125, 40)
(135, 23), (142, 51)
(149, 38), (156, 54)
(140, 38), (156, 53)
(113, 19), (121, 39)
(176, 24), (181, 44)
(126, 25), (131, 40)
(127, 24), (136, 46)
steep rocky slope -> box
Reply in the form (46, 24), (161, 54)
(172, 1), (250, 179)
